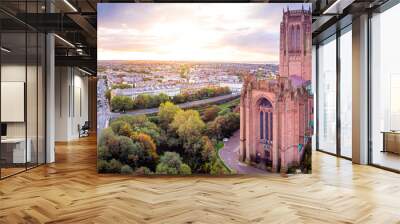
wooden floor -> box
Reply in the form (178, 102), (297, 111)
(1, 136), (400, 224)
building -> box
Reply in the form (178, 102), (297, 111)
(112, 85), (181, 99)
(239, 8), (313, 173)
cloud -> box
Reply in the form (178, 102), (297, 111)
(98, 3), (310, 62)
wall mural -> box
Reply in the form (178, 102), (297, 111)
(97, 3), (313, 175)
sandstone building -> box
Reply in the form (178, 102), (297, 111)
(239, 7), (313, 173)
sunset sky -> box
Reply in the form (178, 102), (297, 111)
(98, 3), (310, 63)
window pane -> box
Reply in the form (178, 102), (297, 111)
(371, 4), (400, 171)
(340, 29), (352, 158)
(318, 37), (337, 154)
(1, 31), (27, 177)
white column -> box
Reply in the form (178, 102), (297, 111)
(46, 32), (55, 163)
(352, 14), (369, 164)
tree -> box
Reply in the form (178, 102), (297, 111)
(172, 94), (185, 104)
(98, 128), (121, 159)
(112, 83), (132, 89)
(108, 159), (123, 173)
(210, 159), (230, 175)
(131, 132), (159, 162)
(158, 101), (182, 130)
(179, 64), (190, 81)
(110, 120), (132, 137)
(155, 152), (191, 175)
(202, 105), (220, 122)
(205, 112), (240, 140)
(157, 93), (170, 105)
(133, 94), (152, 109)
(112, 115), (164, 147)
(98, 159), (123, 173)
(120, 165), (133, 174)
(200, 136), (215, 162)
(170, 110), (205, 145)
(179, 164), (192, 175)
(117, 136), (136, 163)
(111, 96), (133, 112)
(105, 89), (111, 102)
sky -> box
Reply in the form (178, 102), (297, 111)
(98, 3), (310, 63)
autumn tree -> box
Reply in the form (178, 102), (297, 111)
(110, 120), (132, 137)
(158, 101), (182, 130)
(170, 109), (205, 146)
(131, 132), (159, 161)
(202, 105), (220, 122)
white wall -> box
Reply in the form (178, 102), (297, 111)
(55, 67), (89, 141)
(1, 63), (46, 164)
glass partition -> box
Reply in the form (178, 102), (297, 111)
(371, 3), (400, 171)
(339, 27), (352, 158)
(0, 1), (46, 179)
(317, 35), (337, 154)
(1, 30), (28, 177)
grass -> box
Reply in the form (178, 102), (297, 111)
(194, 97), (240, 115)
(214, 141), (235, 174)
(217, 98), (240, 111)
(215, 141), (224, 151)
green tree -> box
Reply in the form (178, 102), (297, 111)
(157, 93), (170, 105)
(155, 152), (191, 175)
(110, 120), (132, 137)
(179, 164), (192, 175)
(210, 159), (230, 175)
(112, 83), (132, 89)
(105, 89), (111, 102)
(134, 94), (152, 109)
(120, 165), (133, 174)
(170, 110), (205, 145)
(158, 101), (182, 130)
(111, 96), (133, 112)
(98, 128), (121, 159)
(172, 94), (185, 104)
(108, 159), (123, 173)
(206, 112), (240, 140)
(179, 64), (190, 81)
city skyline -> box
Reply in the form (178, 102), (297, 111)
(98, 3), (309, 63)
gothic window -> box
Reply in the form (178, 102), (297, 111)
(296, 25), (301, 52)
(304, 29), (307, 55)
(259, 98), (272, 108)
(265, 112), (269, 141)
(260, 111), (264, 139)
(290, 25), (294, 52)
(270, 112), (273, 141)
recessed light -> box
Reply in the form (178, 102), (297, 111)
(78, 67), (93, 76)
(1, 47), (11, 53)
(54, 34), (75, 48)
(63, 0), (78, 12)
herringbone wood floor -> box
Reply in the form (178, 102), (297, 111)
(1, 136), (400, 224)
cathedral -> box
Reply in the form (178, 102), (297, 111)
(239, 7), (313, 173)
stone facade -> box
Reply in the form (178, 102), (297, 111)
(239, 8), (313, 173)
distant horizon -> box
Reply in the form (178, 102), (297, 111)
(98, 3), (308, 62)
(97, 59), (279, 65)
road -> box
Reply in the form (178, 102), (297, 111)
(110, 93), (240, 118)
(97, 78), (111, 132)
(219, 130), (266, 174)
